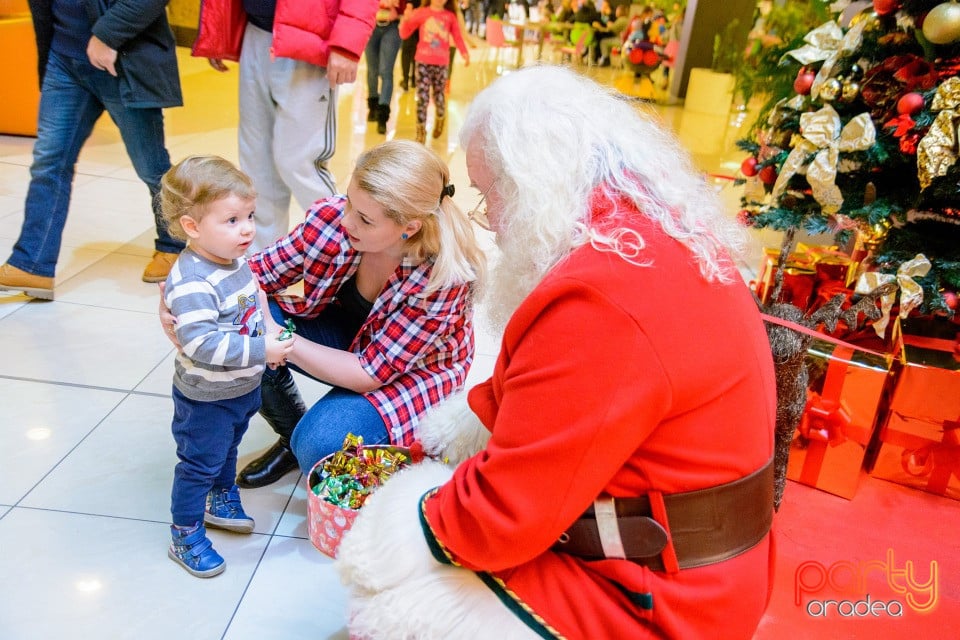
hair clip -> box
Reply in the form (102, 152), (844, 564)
(441, 183), (455, 202)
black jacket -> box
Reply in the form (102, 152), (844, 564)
(28, 0), (182, 108)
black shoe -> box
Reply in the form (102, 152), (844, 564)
(376, 104), (390, 135)
(236, 439), (299, 488)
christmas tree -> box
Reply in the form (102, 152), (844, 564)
(737, 0), (960, 318)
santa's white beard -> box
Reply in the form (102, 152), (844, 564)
(479, 241), (544, 336)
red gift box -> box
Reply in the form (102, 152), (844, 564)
(871, 318), (960, 500)
(753, 247), (816, 305)
(786, 338), (896, 499)
(754, 244), (854, 312)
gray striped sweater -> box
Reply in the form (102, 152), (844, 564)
(164, 248), (266, 402)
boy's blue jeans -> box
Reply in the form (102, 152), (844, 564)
(7, 51), (183, 278)
(170, 386), (261, 527)
(262, 300), (389, 475)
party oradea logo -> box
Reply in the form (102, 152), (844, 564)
(794, 549), (938, 618)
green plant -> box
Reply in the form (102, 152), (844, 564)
(735, 1), (832, 109)
(712, 18), (744, 74)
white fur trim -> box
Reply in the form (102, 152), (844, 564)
(335, 461), (540, 640)
(336, 461), (452, 593)
(346, 572), (540, 640)
(417, 390), (491, 466)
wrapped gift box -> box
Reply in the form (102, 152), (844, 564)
(871, 317), (960, 500)
(754, 243), (855, 311)
(786, 338), (896, 499)
(754, 247), (816, 306)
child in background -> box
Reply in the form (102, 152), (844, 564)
(400, 0), (470, 143)
(160, 156), (294, 578)
(446, 2), (479, 95)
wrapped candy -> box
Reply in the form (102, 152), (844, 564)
(306, 435), (416, 557)
(311, 434), (411, 509)
(278, 318), (296, 341)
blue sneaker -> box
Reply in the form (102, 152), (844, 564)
(168, 523), (225, 578)
(204, 484), (255, 534)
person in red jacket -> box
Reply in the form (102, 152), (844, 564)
(398, 0), (469, 143)
(191, 0), (379, 488)
(335, 65), (777, 639)
(191, 0), (377, 257)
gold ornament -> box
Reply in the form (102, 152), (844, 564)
(849, 8), (882, 31)
(820, 78), (843, 101)
(841, 79), (861, 102)
(916, 77), (960, 189)
(922, 2), (960, 45)
(772, 104), (877, 214)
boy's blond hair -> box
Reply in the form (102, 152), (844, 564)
(160, 156), (256, 242)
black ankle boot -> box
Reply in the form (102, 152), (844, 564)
(376, 104), (390, 135)
(367, 96), (379, 122)
(236, 438), (299, 488)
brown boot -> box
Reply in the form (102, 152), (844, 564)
(142, 251), (179, 283)
(432, 116), (445, 139)
(415, 123), (427, 144)
(0, 262), (54, 300)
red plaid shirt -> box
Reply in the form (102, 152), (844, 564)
(248, 196), (475, 445)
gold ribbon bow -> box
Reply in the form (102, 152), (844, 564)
(772, 104), (876, 213)
(783, 21), (866, 102)
(917, 76), (960, 190)
(855, 254), (932, 337)
(783, 21), (845, 66)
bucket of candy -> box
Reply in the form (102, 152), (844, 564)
(307, 434), (414, 557)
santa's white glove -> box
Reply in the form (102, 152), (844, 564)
(417, 390), (490, 466)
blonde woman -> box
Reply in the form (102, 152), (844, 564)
(162, 140), (485, 487)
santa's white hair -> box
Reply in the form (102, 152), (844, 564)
(461, 65), (748, 332)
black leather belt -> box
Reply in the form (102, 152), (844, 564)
(552, 457), (774, 572)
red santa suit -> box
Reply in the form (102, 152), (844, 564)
(420, 204), (777, 639)
(337, 197), (777, 640)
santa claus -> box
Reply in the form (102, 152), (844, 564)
(335, 65), (777, 640)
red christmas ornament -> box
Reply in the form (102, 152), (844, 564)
(793, 69), (815, 95)
(736, 210), (754, 227)
(759, 165), (778, 185)
(741, 156), (759, 177)
(944, 291), (959, 310)
(897, 92), (925, 115)
(872, 0), (901, 16)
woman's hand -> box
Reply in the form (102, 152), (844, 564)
(158, 282), (181, 349)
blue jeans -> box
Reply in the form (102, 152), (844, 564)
(7, 51), (183, 278)
(262, 300), (388, 474)
(365, 21), (402, 107)
(170, 386), (261, 527)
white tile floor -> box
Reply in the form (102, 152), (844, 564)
(0, 46), (769, 638)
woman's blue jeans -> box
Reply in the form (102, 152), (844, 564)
(263, 300), (389, 474)
(365, 22), (402, 107)
(7, 51), (183, 278)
